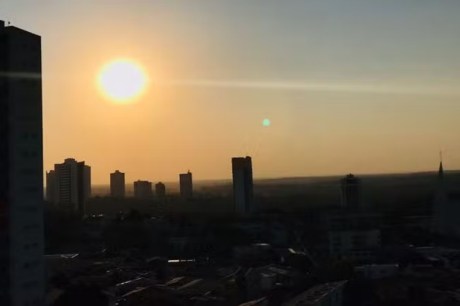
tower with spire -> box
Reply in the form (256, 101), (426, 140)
(433, 154), (447, 234)
(432, 155), (460, 237)
(438, 151), (444, 181)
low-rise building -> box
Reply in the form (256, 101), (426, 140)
(282, 281), (347, 306)
(329, 229), (381, 262)
(355, 264), (399, 279)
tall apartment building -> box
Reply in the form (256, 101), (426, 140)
(48, 158), (91, 216)
(155, 182), (166, 199)
(179, 171), (193, 199)
(340, 174), (361, 209)
(232, 156), (254, 214)
(110, 170), (125, 198)
(0, 20), (45, 306)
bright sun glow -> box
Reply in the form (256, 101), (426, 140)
(97, 59), (147, 103)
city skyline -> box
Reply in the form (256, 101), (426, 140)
(4, 4), (460, 306)
(2, 1), (460, 184)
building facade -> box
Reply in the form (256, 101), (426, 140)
(232, 156), (254, 214)
(340, 174), (361, 209)
(110, 170), (125, 198)
(179, 171), (193, 199)
(134, 180), (153, 199)
(49, 158), (91, 216)
(328, 229), (381, 262)
(0, 20), (45, 306)
(282, 281), (347, 306)
(155, 182), (166, 199)
(325, 211), (382, 262)
(432, 161), (460, 237)
(46, 170), (56, 203)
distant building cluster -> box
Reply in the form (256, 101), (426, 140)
(45, 156), (258, 216)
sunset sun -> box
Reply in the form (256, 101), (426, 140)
(97, 59), (147, 103)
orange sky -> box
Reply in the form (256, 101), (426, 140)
(2, 1), (460, 184)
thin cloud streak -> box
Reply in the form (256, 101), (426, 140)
(0, 72), (41, 79)
(159, 79), (460, 96)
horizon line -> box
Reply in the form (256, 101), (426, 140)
(87, 168), (460, 186)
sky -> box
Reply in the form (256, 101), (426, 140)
(2, 0), (460, 184)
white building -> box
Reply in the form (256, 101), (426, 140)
(49, 158), (91, 216)
(0, 20), (45, 306)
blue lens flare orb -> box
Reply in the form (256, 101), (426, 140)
(262, 118), (271, 127)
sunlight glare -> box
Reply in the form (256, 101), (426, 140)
(97, 59), (147, 103)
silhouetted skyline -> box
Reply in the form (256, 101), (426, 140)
(5, 4), (460, 306)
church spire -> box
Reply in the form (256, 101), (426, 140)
(438, 151), (444, 180)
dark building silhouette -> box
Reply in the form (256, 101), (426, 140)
(325, 211), (382, 261)
(134, 180), (153, 199)
(179, 171), (193, 199)
(46, 170), (57, 202)
(232, 156), (254, 214)
(49, 158), (91, 216)
(155, 182), (166, 199)
(0, 20), (45, 305)
(340, 174), (361, 209)
(110, 170), (125, 198)
(432, 161), (460, 236)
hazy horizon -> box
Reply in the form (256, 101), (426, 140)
(2, 0), (460, 184)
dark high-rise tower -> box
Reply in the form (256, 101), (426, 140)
(340, 174), (361, 209)
(46, 170), (57, 202)
(134, 180), (153, 199)
(155, 182), (166, 199)
(232, 156), (254, 214)
(0, 21), (45, 306)
(438, 160), (444, 180)
(110, 170), (125, 198)
(179, 171), (193, 199)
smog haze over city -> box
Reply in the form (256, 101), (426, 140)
(3, 0), (460, 184)
(3, 1), (460, 306)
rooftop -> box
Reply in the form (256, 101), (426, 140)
(282, 281), (347, 306)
